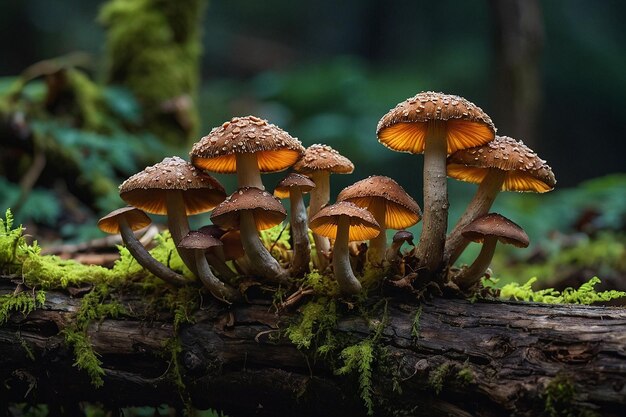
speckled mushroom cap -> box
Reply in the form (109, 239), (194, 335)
(309, 201), (381, 241)
(190, 116), (305, 173)
(210, 187), (287, 231)
(376, 91), (496, 155)
(97, 207), (151, 234)
(119, 156), (227, 215)
(447, 136), (556, 193)
(273, 173), (316, 199)
(336, 176), (422, 229)
(178, 231), (223, 250)
(293, 144), (354, 175)
(461, 213), (529, 248)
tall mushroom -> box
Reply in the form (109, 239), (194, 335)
(336, 175), (421, 265)
(190, 115), (305, 190)
(119, 156), (227, 275)
(97, 207), (188, 287)
(310, 202), (381, 295)
(445, 136), (555, 264)
(453, 213), (529, 290)
(377, 92), (496, 274)
(274, 173), (316, 277)
(293, 144), (355, 271)
(211, 187), (289, 284)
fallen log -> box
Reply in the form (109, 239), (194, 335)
(1, 276), (625, 417)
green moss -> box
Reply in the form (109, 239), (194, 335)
(499, 277), (626, 304)
(336, 340), (375, 415)
(456, 365), (474, 385)
(428, 362), (452, 395)
(411, 306), (422, 339)
(285, 297), (337, 350)
(542, 374), (598, 417)
(0, 289), (46, 324)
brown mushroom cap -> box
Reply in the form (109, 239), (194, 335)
(97, 207), (152, 234)
(309, 201), (381, 241)
(119, 156), (227, 215)
(220, 230), (245, 260)
(376, 91), (496, 154)
(293, 144), (354, 175)
(392, 230), (414, 246)
(190, 116), (305, 173)
(178, 231), (223, 250)
(273, 173), (316, 199)
(210, 187), (287, 230)
(447, 136), (556, 193)
(336, 175), (422, 229)
(461, 213), (529, 248)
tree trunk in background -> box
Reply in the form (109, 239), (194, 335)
(489, 0), (543, 147)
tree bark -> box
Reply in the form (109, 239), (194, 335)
(1, 275), (625, 416)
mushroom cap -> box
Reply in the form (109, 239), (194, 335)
(189, 116), (305, 173)
(220, 230), (245, 260)
(198, 224), (227, 239)
(392, 230), (414, 245)
(293, 144), (354, 175)
(376, 91), (496, 155)
(210, 187), (287, 230)
(447, 136), (556, 193)
(273, 173), (316, 199)
(336, 175), (422, 229)
(309, 201), (381, 241)
(178, 231), (223, 250)
(119, 156), (227, 215)
(461, 213), (529, 248)
(97, 207), (151, 234)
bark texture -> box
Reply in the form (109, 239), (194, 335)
(1, 275), (625, 416)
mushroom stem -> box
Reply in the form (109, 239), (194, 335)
(235, 152), (264, 189)
(118, 216), (188, 287)
(414, 121), (448, 273)
(309, 170), (331, 271)
(206, 252), (237, 281)
(445, 169), (506, 264)
(332, 215), (362, 295)
(455, 236), (498, 290)
(194, 250), (241, 303)
(165, 190), (198, 276)
(240, 211), (290, 284)
(367, 199), (387, 266)
(289, 187), (311, 277)
(385, 241), (405, 264)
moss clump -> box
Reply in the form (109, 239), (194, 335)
(0, 289), (46, 324)
(336, 339), (375, 415)
(542, 374), (598, 417)
(411, 306), (422, 340)
(428, 362), (452, 395)
(499, 277), (626, 304)
(285, 297), (337, 350)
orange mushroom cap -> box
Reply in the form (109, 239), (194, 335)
(210, 187), (287, 231)
(273, 173), (316, 200)
(97, 207), (151, 234)
(309, 201), (381, 241)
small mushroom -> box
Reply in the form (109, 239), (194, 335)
(119, 156), (227, 276)
(293, 144), (354, 270)
(219, 229), (250, 275)
(454, 213), (529, 290)
(197, 225), (238, 280)
(445, 136), (556, 264)
(97, 207), (187, 287)
(377, 92), (496, 273)
(337, 176), (421, 265)
(178, 231), (241, 303)
(310, 202), (381, 295)
(274, 173), (316, 277)
(386, 230), (415, 264)
(190, 115), (305, 190)
(211, 187), (289, 284)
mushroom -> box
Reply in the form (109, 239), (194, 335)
(219, 229), (250, 275)
(97, 207), (188, 287)
(189, 115), (305, 190)
(377, 92), (495, 273)
(119, 156), (227, 276)
(453, 213), (529, 290)
(293, 144), (355, 270)
(178, 231), (241, 303)
(386, 230), (415, 264)
(445, 136), (555, 264)
(211, 187), (289, 284)
(274, 173), (316, 277)
(310, 202), (381, 295)
(197, 225), (238, 281)
(336, 176), (421, 265)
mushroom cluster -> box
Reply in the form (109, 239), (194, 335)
(99, 94), (555, 302)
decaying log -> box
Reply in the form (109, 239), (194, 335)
(1, 275), (625, 416)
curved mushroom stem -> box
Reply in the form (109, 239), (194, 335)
(240, 211), (290, 284)
(118, 216), (188, 287)
(309, 170), (331, 271)
(385, 240), (406, 264)
(236, 153), (264, 189)
(206, 251), (238, 281)
(414, 122), (448, 274)
(289, 187), (311, 277)
(367, 199), (387, 266)
(445, 169), (506, 265)
(454, 236), (498, 290)
(165, 190), (198, 276)
(194, 250), (241, 303)
(332, 215), (362, 295)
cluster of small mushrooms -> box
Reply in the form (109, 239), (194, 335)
(98, 92), (556, 302)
